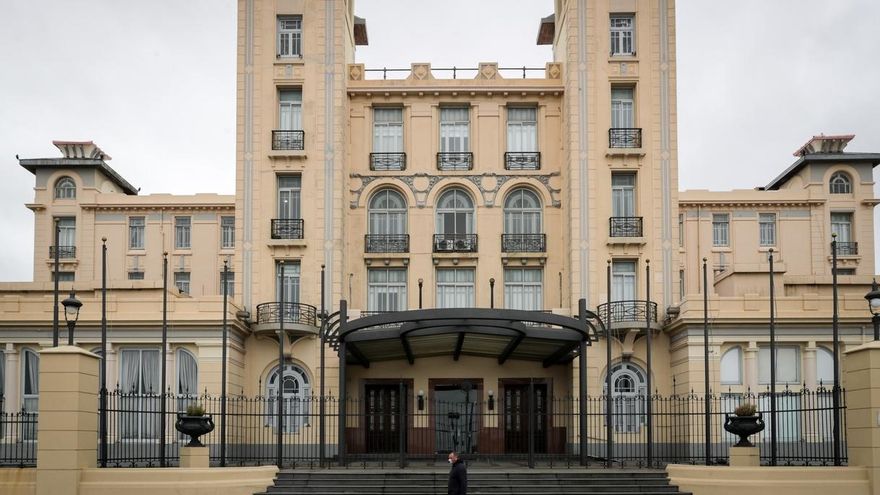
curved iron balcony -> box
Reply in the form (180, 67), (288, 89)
(504, 151), (541, 170)
(272, 130), (305, 151)
(365, 234), (409, 253)
(835, 242), (858, 256)
(597, 300), (659, 330)
(437, 152), (473, 171)
(369, 152), (406, 171)
(49, 245), (76, 259)
(502, 234), (546, 253)
(609, 217), (643, 237)
(433, 234), (478, 253)
(608, 128), (642, 148)
(271, 219), (304, 240)
(254, 302), (319, 337)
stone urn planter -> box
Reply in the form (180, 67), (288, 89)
(724, 403), (765, 447)
(175, 403), (215, 447)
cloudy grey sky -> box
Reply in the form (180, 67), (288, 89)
(0, 0), (878, 281)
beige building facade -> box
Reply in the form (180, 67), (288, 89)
(1, 0), (879, 464)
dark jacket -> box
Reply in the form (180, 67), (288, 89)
(448, 458), (467, 495)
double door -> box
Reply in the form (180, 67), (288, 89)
(365, 384), (406, 453)
(503, 383), (548, 454)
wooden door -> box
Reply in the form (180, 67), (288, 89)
(503, 383), (548, 454)
(365, 384), (405, 453)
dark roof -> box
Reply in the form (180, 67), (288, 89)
(536, 14), (555, 45)
(19, 157), (139, 195)
(763, 153), (880, 191)
(354, 16), (368, 45)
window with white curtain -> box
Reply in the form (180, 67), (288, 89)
(176, 349), (199, 439)
(265, 364), (311, 433)
(816, 347), (835, 386)
(369, 189), (407, 235)
(54, 176), (76, 199)
(611, 261), (637, 302)
(279, 90), (302, 130)
(611, 173), (636, 217)
(277, 16), (302, 58)
(758, 346), (800, 384)
(829, 172), (852, 194)
(175, 216), (191, 249)
(57, 217), (76, 249)
(221, 216), (235, 249)
(220, 270), (234, 296)
(611, 87), (634, 129)
(276, 261), (301, 304)
(610, 15), (635, 55)
(373, 108), (403, 153)
(440, 107), (469, 152)
(507, 107), (537, 152)
(759, 213), (776, 247)
(503, 189), (542, 234)
(831, 212), (853, 243)
(368, 269), (407, 312)
(712, 214), (729, 247)
(174, 272), (191, 295)
(21, 349), (39, 440)
(436, 268), (474, 308)
(504, 268), (543, 311)
(436, 189), (474, 235)
(720, 347), (742, 385)
(277, 176), (302, 219)
(606, 362), (646, 433)
(119, 348), (161, 440)
(129, 216), (145, 250)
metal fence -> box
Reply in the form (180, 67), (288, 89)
(95, 387), (845, 469)
(0, 396), (38, 467)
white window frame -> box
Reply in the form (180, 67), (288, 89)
(816, 347), (835, 386)
(439, 107), (470, 152)
(758, 345), (800, 385)
(436, 268), (475, 308)
(118, 348), (161, 441)
(720, 346), (743, 385)
(372, 107), (404, 153)
(54, 176), (76, 199)
(611, 260), (637, 302)
(220, 216), (235, 249)
(128, 270), (145, 281)
(611, 87), (635, 129)
(276, 261), (301, 304)
(611, 173), (636, 217)
(610, 14), (635, 56)
(175, 216), (191, 250)
(506, 107), (538, 152)
(129, 216), (145, 250)
(605, 362), (646, 433)
(57, 217), (76, 249)
(265, 364), (312, 433)
(830, 212), (853, 244)
(279, 90), (303, 131)
(368, 189), (407, 235)
(712, 213), (729, 247)
(367, 268), (407, 312)
(277, 15), (302, 58)
(220, 270), (234, 296)
(277, 176), (302, 220)
(174, 272), (191, 295)
(435, 189), (475, 236)
(829, 172), (852, 194)
(503, 188), (542, 235)
(759, 213), (776, 247)
(503, 268), (543, 311)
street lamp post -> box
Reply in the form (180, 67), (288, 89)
(865, 279), (880, 341)
(61, 291), (82, 346)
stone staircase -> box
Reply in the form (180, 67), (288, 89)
(256, 469), (692, 495)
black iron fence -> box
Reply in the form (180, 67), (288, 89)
(437, 152), (473, 171)
(504, 152), (541, 170)
(365, 234), (410, 253)
(609, 217), (643, 237)
(501, 234), (546, 253)
(95, 388), (844, 469)
(836, 242), (858, 256)
(0, 396), (37, 467)
(609, 128), (642, 148)
(255, 302), (318, 327)
(271, 218), (304, 240)
(370, 152), (406, 171)
(48, 245), (76, 259)
(272, 130), (305, 151)
(433, 234), (478, 253)
(597, 300), (658, 325)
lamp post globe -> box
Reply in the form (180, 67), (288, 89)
(61, 291), (82, 346)
(865, 279), (880, 341)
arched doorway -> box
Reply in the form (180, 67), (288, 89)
(606, 362), (647, 433)
(265, 363), (311, 433)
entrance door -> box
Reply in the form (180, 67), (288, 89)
(365, 384), (405, 453)
(434, 382), (479, 455)
(503, 383), (548, 454)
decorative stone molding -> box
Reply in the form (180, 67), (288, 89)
(477, 63), (499, 80)
(408, 63), (433, 81)
(546, 62), (563, 80)
(348, 63), (364, 81)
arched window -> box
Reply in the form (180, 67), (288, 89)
(177, 349), (198, 396)
(829, 172), (852, 194)
(503, 188), (542, 234)
(435, 188), (475, 252)
(816, 347), (835, 386)
(265, 364), (311, 433)
(22, 349), (39, 440)
(368, 189), (407, 236)
(720, 347), (742, 385)
(54, 176), (76, 199)
(605, 362), (646, 433)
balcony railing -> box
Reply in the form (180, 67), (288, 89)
(437, 152), (473, 171)
(504, 152), (541, 170)
(609, 217), (643, 237)
(271, 130), (305, 151)
(49, 246), (76, 259)
(358, 310), (404, 329)
(597, 300), (658, 326)
(365, 234), (410, 253)
(433, 233), (478, 253)
(255, 302), (317, 327)
(370, 152), (406, 171)
(609, 128), (642, 148)
(271, 219), (304, 240)
(835, 241), (858, 256)
(501, 234), (546, 253)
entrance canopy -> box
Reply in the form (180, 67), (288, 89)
(334, 304), (602, 368)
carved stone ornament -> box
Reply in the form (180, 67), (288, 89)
(348, 64), (364, 81)
(546, 62), (562, 80)
(478, 63), (499, 80)
(409, 63), (433, 81)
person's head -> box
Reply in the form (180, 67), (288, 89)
(448, 451), (459, 464)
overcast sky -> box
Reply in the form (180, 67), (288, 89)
(0, 0), (878, 281)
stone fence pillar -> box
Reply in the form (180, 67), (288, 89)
(845, 341), (880, 495)
(35, 346), (99, 495)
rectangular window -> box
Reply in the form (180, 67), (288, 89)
(611, 261), (637, 302)
(128, 271), (145, 281)
(758, 346), (800, 384)
(507, 107), (537, 152)
(57, 217), (76, 248)
(836, 268), (856, 276)
(279, 90), (303, 130)
(277, 176), (302, 219)
(118, 348), (161, 440)
(367, 268), (407, 312)
(277, 16), (302, 58)
(174, 272), (191, 295)
(504, 268), (543, 311)
(276, 261), (301, 303)
(221, 216), (235, 249)
(611, 173), (636, 217)
(830, 212), (853, 243)
(440, 107), (469, 152)
(373, 108), (404, 153)
(611, 87), (634, 129)
(53, 271), (75, 282)
(712, 213), (729, 247)
(436, 268), (474, 308)
(678, 213), (684, 247)
(679, 269), (685, 300)
(759, 213), (777, 247)
(610, 14), (635, 55)
(175, 216), (191, 249)
(220, 270), (234, 296)
(129, 216), (145, 250)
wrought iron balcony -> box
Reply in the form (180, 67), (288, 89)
(271, 219), (304, 240)
(597, 300), (658, 327)
(49, 246), (76, 259)
(369, 152), (406, 171)
(504, 152), (541, 170)
(365, 234), (409, 253)
(433, 233), (478, 253)
(609, 217), (643, 237)
(271, 130), (305, 151)
(501, 234), (546, 253)
(835, 241), (858, 256)
(437, 152), (473, 171)
(608, 128), (642, 148)
(255, 302), (317, 327)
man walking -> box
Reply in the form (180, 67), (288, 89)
(447, 451), (467, 495)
